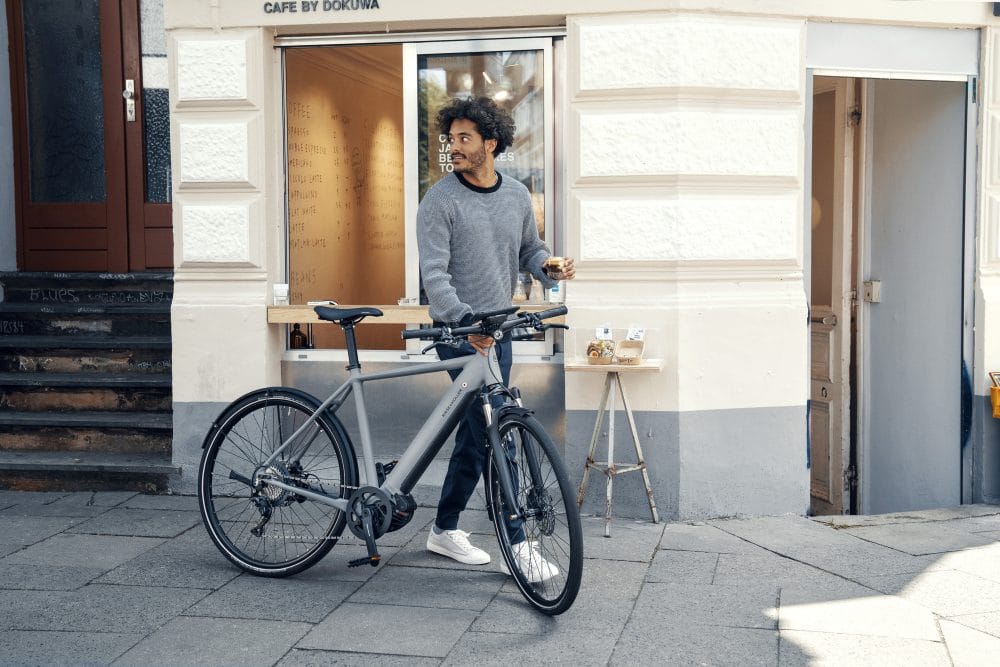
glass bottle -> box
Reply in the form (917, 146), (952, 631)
(289, 323), (308, 349)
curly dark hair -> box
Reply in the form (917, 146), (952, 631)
(436, 97), (516, 157)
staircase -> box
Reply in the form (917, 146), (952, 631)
(0, 272), (179, 492)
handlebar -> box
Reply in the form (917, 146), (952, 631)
(401, 305), (568, 342)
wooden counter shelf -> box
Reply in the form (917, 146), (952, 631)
(266, 303), (565, 325)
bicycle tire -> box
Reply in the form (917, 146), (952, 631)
(487, 413), (583, 615)
(198, 387), (358, 577)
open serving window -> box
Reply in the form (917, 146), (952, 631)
(282, 36), (557, 355)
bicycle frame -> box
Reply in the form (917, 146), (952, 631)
(257, 343), (510, 513)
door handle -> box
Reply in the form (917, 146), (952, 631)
(122, 79), (135, 122)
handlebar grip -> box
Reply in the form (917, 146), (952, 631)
(534, 305), (568, 320)
(401, 327), (442, 340)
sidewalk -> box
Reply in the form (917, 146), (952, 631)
(0, 489), (998, 666)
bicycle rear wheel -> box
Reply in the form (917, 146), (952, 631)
(487, 413), (583, 615)
(198, 388), (358, 577)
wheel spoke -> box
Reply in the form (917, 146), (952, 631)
(198, 391), (354, 576)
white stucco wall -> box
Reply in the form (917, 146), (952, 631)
(169, 28), (282, 406)
(564, 13), (808, 517)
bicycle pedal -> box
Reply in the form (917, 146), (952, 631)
(347, 554), (381, 568)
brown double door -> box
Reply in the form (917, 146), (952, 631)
(6, 0), (171, 272)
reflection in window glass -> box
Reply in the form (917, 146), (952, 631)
(417, 50), (545, 241)
(23, 0), (106, 203)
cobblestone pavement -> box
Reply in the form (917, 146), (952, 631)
(0, 489), (998, 665)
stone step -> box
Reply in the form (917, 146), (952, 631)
(0, 271), (173, 306)
(0, 450), (178, 493)
(0, 372), (171, 388)
(0, 335), (172, 351)
(0, 348), (170, 375)
(0, 386), (172, 413)
(0, 410), (172, 430)
(0, 423), (172, 455)
(0, 449), (180, 475)
(0, 309), (170, 338)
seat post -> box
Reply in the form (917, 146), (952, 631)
(342, 322), (361, 370)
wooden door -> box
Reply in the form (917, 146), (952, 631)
(7, 0), (170, 272)
(809, 77), (855, 516)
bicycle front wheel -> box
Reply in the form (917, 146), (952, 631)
(487, 413), (583, 615)
(198, 388), (357, 577)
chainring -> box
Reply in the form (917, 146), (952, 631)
(346, 485), (393, 540)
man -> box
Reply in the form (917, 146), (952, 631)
(417, 97), (575, 578)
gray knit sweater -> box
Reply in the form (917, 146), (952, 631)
(417, 172), (555, 324)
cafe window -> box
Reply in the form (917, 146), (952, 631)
(283, 37), (555, 351)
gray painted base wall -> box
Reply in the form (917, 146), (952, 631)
(568, 405), (808, 521)
(174, 386), (809, 522)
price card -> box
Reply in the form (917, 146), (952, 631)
(626, 327), (645, 341)
(595, 326), (613, 340)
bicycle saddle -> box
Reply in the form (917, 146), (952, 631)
(314, 306), (383, 326)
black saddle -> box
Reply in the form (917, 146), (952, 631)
(314, 306), (383, 326)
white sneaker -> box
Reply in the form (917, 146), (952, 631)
(499, 541), (559, 583)
(426, 527), (491, 565)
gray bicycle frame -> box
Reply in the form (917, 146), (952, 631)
(257, 344), (505, 512)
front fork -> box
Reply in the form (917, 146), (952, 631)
(482, 386), (544, 522)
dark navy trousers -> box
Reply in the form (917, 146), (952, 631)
(434, 338), (512, 532)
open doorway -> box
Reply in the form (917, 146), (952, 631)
(809, 75), (972, 516)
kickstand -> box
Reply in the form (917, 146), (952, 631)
(348, 505), (382, 568)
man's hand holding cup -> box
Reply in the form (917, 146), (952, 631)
(543, 256), (575, 281)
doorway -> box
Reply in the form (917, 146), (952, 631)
(6, 0), (171, 272)
(809, 75), (972, 515)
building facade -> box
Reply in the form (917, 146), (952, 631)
(5, 1), (1000, 518)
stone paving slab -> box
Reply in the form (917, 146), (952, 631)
(778, 589), (939, 640)
(184, 573), (361, 623)
(645, 548), (718, 584)
(660, 521), (773, 554)
(471, 559), (646, 636)
(443, 627), (616, 667)
(0, 562), (107, 591)
(938, 619), (1000, 667)
(577, 515), (664, 562)
(841, 521), (998, 555)
(945, 611), (1000, 637)
(1, 584), (208, 634)
(4, 532), (163, 569)
(0, 629), (142, 667)
(347, 563), (505, 611)
(864, 569), (1000, 617)
(45, 491), (138, 508)
(614, 613), (780, 666)
(711, 515), (864, 551)
(96, 527), (242, 589)
(812, 504), (1000, 528)
(0, 514), (88, 556)
(778, 630), (948, 666)
(713, 551), (876, 598)
(121, 493), (199, 511)
(298, 603), (476, 657)
(68, 507), (203, 538)
(114, 616), (312, 667)
(634, 581), (780, 630)
(277, 649), (441, 666)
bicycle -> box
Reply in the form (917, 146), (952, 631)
(197, 304), (583, 615)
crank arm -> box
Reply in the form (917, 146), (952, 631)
(347, 506), (382, 567)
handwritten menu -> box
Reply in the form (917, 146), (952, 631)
(285, 48), (404, 349)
